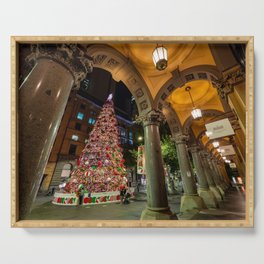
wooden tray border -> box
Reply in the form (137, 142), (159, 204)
(11, 36), (254, 228)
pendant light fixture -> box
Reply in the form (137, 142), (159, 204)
(152, 44), (168, 71)
(185, 86), (202, 119)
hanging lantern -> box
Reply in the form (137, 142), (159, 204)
(185, 86), (202, 120)
(152, 45), (168, 71)
(191, 108), (202, 119)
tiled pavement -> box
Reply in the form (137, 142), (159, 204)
(26, 188), (245, 220)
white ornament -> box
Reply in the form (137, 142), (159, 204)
(107, 94), (113, 101)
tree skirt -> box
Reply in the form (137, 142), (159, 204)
(53, 189), (135, 206)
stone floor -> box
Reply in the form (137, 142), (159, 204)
(26, 187), (245, 220)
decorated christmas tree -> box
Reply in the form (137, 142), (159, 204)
(64, 94), (127, 195)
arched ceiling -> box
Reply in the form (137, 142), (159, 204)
(166, 80), (224, 126)
(111, 44), (216, 99)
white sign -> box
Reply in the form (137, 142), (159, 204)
(219, 145), (236, 156)
(205, 118), (235, 140)
(230, 163), (237, 168)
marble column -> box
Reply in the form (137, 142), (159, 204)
(208, 157), (225, 197)
(137, 110), (175, 220)
(19, 44), (93, 219)
(173, 135), (205, 212)
(190, 146), (218, 209)
(200, 152), (223, 202)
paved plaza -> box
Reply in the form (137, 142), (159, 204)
(27, 188), (245, 221)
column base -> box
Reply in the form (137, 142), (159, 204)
(180, 194), (206, 213)
(217, 185), (225, 196)
(198, 188), (219, 209)
(209, 186), (223, 201)
(140, 207), (177, 220)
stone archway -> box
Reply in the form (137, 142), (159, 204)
(153, 65), (222, 110)
(85, 44), (153, 115)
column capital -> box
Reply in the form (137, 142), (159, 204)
(200, 150), (209, 158)
(136, 109), (165, 127)
(211, 65), (245, 100)
(189, 145), (200, 153)
(171, 133), (189, 145)
(26, 44), (93, 89)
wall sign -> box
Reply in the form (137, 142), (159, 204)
(205, 118), (235, 139)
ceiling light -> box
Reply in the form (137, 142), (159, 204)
(152, 45), (168, 71)
(185, 86), (202, 120)
(212, 141), (219, 148)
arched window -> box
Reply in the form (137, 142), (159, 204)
(61, 163), (72, 178)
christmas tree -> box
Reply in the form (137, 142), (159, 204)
(64, 94), (127, 194)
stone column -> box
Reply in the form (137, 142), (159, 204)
(189, 146), (218, 209)
(213, 160), (228, 191)
(173, 135), (205, 212)
(200, 152), (222, 201)
(137, 110), (175, 220)
(208, 157), (225, 197)
(19, 44), (93, 219)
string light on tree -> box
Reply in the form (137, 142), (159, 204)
(64, 94), (127, 194)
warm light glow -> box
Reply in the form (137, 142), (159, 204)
(237, 177), (243, 184)
(217, 148), (221, 153)
(152, 45), (168, 71)
(206, 131), (213, 137)
(138, 136), (143, 141)
(225, 159), (231, 163)
(212, 141), (219, 148)
(222, 156), (227, 160)
(191, 108), (202, 119)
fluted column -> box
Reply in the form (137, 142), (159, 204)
(208, 157), (225, 197)
(190, 146), (218, 208)
(19, 44), (93, 219)
(137, 110), (174, 220)
(173, 135), (205, 212)
(200, 152), (223, 201)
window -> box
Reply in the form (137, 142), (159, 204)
(69, 144), (77, 155)
(129, 131), (133, 139)
(90, 110), (96, 116)
(128, 139), (133, 145)
(61, 163), (72, 178)
(71, 135), (79, 141)
(75, 123), (81, 130)
(80, 103), (86, 110)
(119, 127), (127, 137)
(120, 138), (127, 145)
(88, 118), (96, 125)
(77, 112), (84, 120)
(82, 79), (90, 91)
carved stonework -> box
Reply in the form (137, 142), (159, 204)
(106, 58), (120, 69)
(172, 134), (189, 145)
(135, 88), (144, 98)
(167, 84), (175, 92)
(26, 44), (93, 89)
(93, 54), (107, 65)
(128, 76), (137, 86)
(212, 67), (245, 100)
(198, 72), (207, 79)
(189, 145), (200, 153)
(139, 100), (149, 111)
(136, 109), (165, 126)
